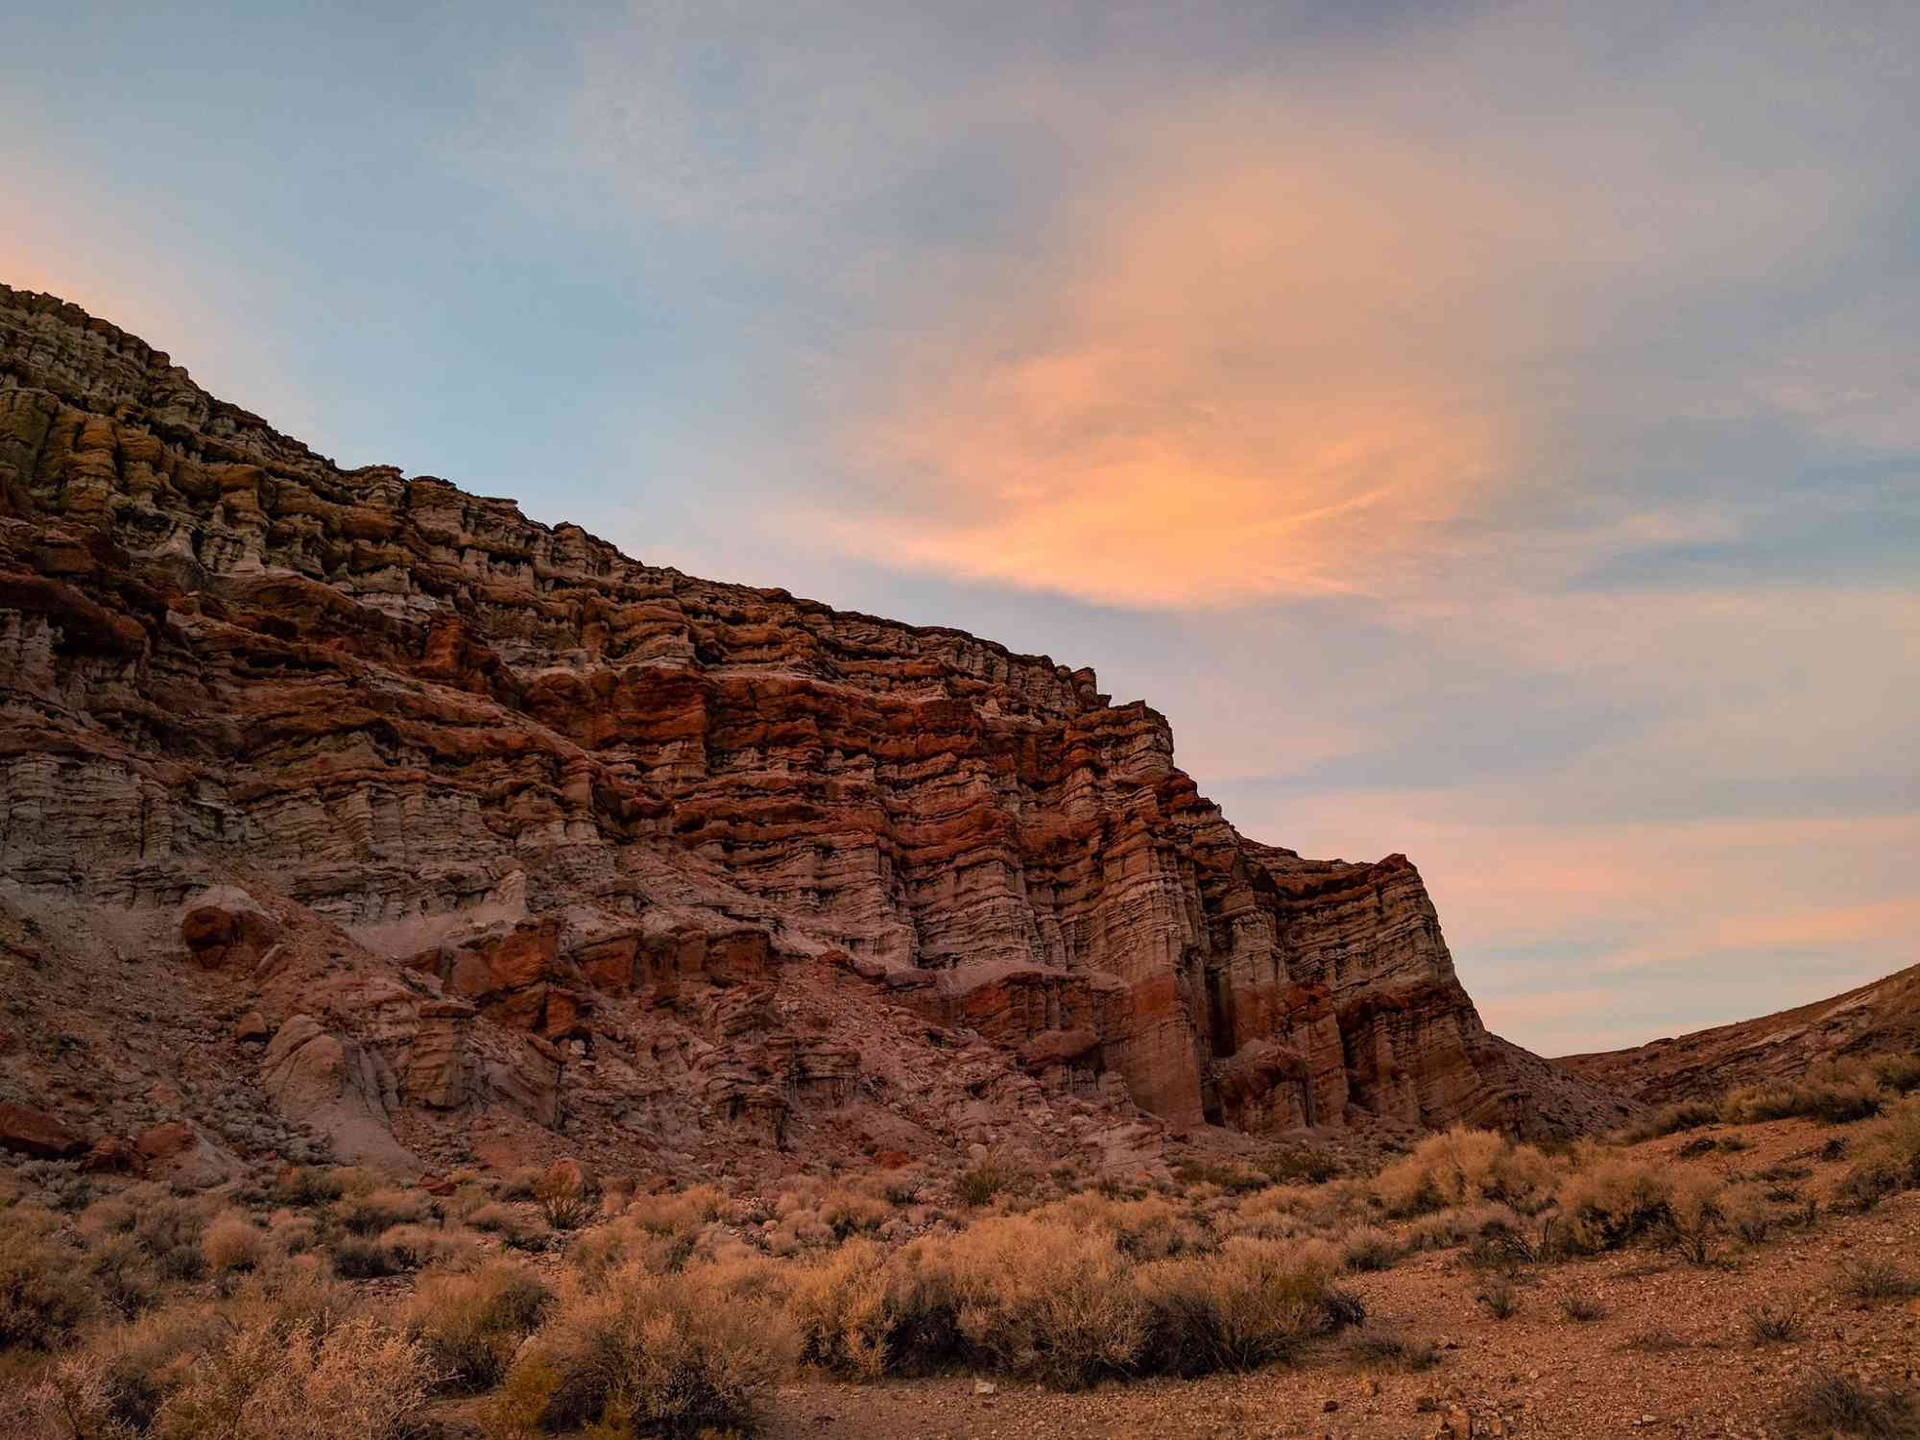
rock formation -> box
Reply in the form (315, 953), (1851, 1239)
(0, 283), (1628, 1174)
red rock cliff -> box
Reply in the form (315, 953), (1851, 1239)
(0, 284), (1626, 1162)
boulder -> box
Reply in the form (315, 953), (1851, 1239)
(0, 1102), (83, 1158)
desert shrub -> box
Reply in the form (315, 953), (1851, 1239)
(1723, 1067), (1887, 1127)
(1045, 1192), (1209, 1260)
(1622, 1101), (1720, 1142)
(336, 1186), (429, 1237)
(402, 1262), (553, 1391)
(1838, 1256), (1919, 1303)
(1340, 1225), (1402, 1272)
(1372, 1128), (1555, 1217)
(43, 1300), (223, 1435)
(202, 1212), (269, 1275)
(956, 1160), (1011, 1208)
(1133, 1238), (1350, 1377)
(275, 1166), (348, 1208)
(1660, 1173), (1725, 1265)
(1871, 1053), (1920, 1096)
(891, 1214), (1141, 1386)
(152, 1314), (432, 1440)
(1258, 1145), (1340, 1185)
(534, 1170), (592, 1233)
(267, 1208), (319, 1255)
(1340, 1332), (1439, 1371)
(1401, 1202), (1517, 1253)
(465, 1201), (528, 1237)
(87, 1232), (160, 1319)
(1721, 1182), (1776, 1245)
(332, 1236), (403, 1279)
(493, 1261), (794, 1437)
(1558, 1293), (1607, 1322)
(1836, 1098), (1920, 1210)
(1557, 1158), (1673, 1253)
(381, 1222), (479, 1272)
(1475, 1276), (1519, 1320)
(1778, 1369), (1918, 1439)
(224, 1253), (358, 1339)
(788, 1237), (895, 1380)
(1746, 1301), (1805, 1344)
(0, 1207), (92, 1350)
(1170, 1159), (1269, 1195)
(622, 1183), (727, 1238)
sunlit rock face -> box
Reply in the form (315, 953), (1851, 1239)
(0, 283), (1627, 1164)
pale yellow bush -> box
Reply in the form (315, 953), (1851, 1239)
(1134, 1237), (1347, 1376)
(621, 1183), (728, 1238)
(400, 1262), (552, 1391)
(788, 1236), (894, 1379)
(492, 1261), (794, 1436)
(153, 1315), (432, 1440)
(1556, 1158), (1673, 1253)
(1372, 1128), (1556, 1217)
(887, 1214), (1143, 1387)
(202, 1212), (268, 1274)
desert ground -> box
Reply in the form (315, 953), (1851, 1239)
(5, 1069), (1919, 1440)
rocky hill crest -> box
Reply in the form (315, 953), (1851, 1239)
(0, 283), (1627, 1181)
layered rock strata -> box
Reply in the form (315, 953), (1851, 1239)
(0, 283), (1627, 1167)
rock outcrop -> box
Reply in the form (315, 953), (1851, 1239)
(0, 283), (1627, 1171)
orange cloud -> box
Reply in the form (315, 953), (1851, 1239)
(815, 126), (1514, 606)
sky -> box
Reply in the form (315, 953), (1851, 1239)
(4, 1), (1916, 1054)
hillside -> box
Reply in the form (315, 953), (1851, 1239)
(1562, 963), (1920, 1104)
(0, 282), (1626, 1186)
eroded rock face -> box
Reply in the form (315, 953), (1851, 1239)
(0, 283), (1627, 1161)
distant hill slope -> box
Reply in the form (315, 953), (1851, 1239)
(1559, 963), (1920, 1103)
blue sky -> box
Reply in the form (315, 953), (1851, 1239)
(5, 1), (1916, 1052)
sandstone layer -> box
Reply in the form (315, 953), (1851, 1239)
(0, 284), (1628, 1173)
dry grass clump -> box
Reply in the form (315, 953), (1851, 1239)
(1474, 1276), (1520, 1320)
(1133, 1238), (1352, 1378)
(1837, 1256), (1919, 1303)
(150, 1314), (432, 1440)
(1339, 1331), (1439, 1372)
(1372, 1128), (1555, 1217)
(1556, 1157), (1673, 1254)
(1557, 1293), (1607, 1322)
(1045, 1191), (1211, 1260)
(0, 1206), (93, 1350)
(486, 1261), (795, 1438)
(465, 1201), (529, 1237)
(788, 1215), (1350, 1389)
(402, 1262), (553, 1391)
(201, 1212), (269, 1275)
(534, 1170), (593, 1232)
(1660, 1172), (1727, 1265)
(955, 1159), (1014, 1207)
(273, 1165), (348, 1208)
(620, 1183), (728, 1238)
(1871, 1053), (1920, 1096)
(1778, 1369), (1918, 1439)
(1723, 1062), (1888, 1127)
(381, 1222), (481, 1272)
(1340, 1225), (1403, 1272)
(1835, 1097), (1920, 1210)
(336, 1186), (430, 1237)
(1746, 1301), (1805, 1344)
(1620, 1101), (1721, 1143)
